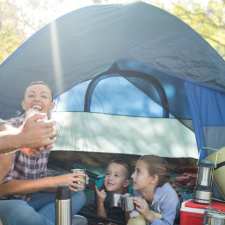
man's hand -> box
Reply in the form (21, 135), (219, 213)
(19, 113), (56, 149)
(52, 173), (86, 192)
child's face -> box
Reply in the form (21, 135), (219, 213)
(104, 163), (128, 193)
(22, 84), (53, 113)
(132, 160), (157, 192)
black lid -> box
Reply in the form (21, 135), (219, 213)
(56, 186), (71, 200)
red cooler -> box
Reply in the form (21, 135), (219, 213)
(180, 199), (225, 225)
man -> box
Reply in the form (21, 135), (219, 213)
(0, 81), (86, 225)
(0, 112), (56, 181)
(0, 112), (56, 225)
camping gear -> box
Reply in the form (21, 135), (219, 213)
(207, 147), (225, 200)
(194, 160), (214, 204)
(71, 168), (88, 185)
(52, 112), (198, 158)
(123, 194), (135, 212)
(204, 209), (225, 225)
(109, 193), (134, 211)
(180, 199), (225, 225)
(127, 210), (146, 225)
(109, 193), (123, 208)
(55, 186), (71, 225)
(1, 2), (225, 160)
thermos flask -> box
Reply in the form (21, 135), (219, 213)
(55, 186), (71, 225)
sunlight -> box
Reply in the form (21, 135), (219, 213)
(50, 21), (63, 94)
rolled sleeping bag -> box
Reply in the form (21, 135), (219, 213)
(207, 147), (225, 199)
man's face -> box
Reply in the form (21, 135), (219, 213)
(22, 84), (53, 113)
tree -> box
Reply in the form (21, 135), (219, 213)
(171, 0), (225, 59)
(0, 0), (225, 63)
(0, 0), (25, 62)
(0, 0), (94, 63)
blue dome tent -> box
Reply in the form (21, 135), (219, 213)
(0, 2), (225, 158)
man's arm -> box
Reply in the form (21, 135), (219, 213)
(0, 177), (59, 195)
(0, 154), (14, 182)
(0, 114), (56, 154)
(0, 129), (24, 154)
(0, 173), (86, 196)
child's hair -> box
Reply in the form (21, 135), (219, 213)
(108, 159), (131, 179)
(139, 155), (169, 187)
(25, 81), (53, 99)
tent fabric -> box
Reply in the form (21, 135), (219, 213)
(0, 2), (225, 119)
(94, 59), (191, 119)
(186, 81), (225, 158)
(0, 2), (225, 158)
(52, 112), (198, 158)
(55, 76), (168, 118)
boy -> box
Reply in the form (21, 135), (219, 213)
(94, 159), (130, 225)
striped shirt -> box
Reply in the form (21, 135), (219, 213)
(2, 115), (50, 200)
(4, 150), (50, 181)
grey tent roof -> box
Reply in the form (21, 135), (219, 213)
(0, 2), (225, 119)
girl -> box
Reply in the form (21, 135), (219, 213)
(131, 155), (179, 225)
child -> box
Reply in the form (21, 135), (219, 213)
(131, 155), (179, 225)
(0, 81), (86, 225)
(94, 159), (131, 225)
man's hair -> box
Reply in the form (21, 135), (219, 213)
(108, 159), (131, 179)
(26, 81), (53, 100)
(139, 155), (169, 186)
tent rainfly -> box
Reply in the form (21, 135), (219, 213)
(0, 2), (225, 158)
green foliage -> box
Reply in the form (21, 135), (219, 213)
(0, 27), (23, 62)
(171, 0), (225, 59)
(0, 0), (224, 63)
(0, 0), (25, 63)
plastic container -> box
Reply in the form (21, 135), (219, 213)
(180, 199), (225, 225)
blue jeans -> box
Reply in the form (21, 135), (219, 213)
(0, 199), (47, 225)
(28, 191), (86, 225)
(0, 191), (86, 225)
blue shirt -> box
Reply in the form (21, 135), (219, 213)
(135, 182), (179, 225)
